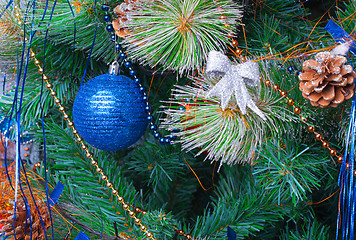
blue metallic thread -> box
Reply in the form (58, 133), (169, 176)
(325, 20), (356, 240)
(73, 73), (148, 151)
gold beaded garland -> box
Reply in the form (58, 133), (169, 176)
(81, 144), (88, 151)
(147, 232), (154, 239)
(293, 107), (301, 115)
(112, 189), (119, 196)
(106, 182), (113, 188)
(330, 149), (337, 157)
(118, 196), (124, 203)
(101, 174), (108, 181)
(279, 90), (287, 98)
(265, 80), (271, 87)
(134, 218), (141, 225)
(85, 152), (93, 158)
(231, 40), (238, 48)
(13, 9), (159, 240)
(307, 126), (315, 133)
(262, 78), (343, 164)
(140, 225), (148, 232)
(287, 98), (294, 106)
(322, 141), (329, 149)
(219, 15), (226, 20)
(123, 203), (129, 210)
(315, 133), (322, 141)
(96, 167), (103, 174)
(67, 121), (74, 128)
(55, 98), (61, 105)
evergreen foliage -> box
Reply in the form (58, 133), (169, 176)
(0, 0), (351, 239)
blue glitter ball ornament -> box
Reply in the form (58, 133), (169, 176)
(73, 73), (148, 151)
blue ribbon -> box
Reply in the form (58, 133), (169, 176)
(325, 20), (356, 55)
(49, 181), (64, 207)
(75, 231), (90, 240)
(325, 19), (356, 240)
(227, 226), (236, 240)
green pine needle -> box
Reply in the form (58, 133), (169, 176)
(161, 62), (299, 166)
(122, 0), (242, 74)
(253, 137), (333, 206)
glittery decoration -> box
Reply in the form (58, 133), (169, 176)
(73, 73), (148, 151)
(205, 51), (266, 120)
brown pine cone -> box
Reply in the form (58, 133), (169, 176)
(112, 0), (145, 38)
(0, 198), (51, 240)
(299, 51), (356, 107)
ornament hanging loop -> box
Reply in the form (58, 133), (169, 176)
(109, 61), (120, 75)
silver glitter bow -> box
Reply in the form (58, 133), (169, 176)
(205, 51), (266, 120)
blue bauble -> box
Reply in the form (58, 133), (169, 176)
(73, 73), (148, 151)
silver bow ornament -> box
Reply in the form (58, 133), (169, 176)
(205, 51), (266, 120)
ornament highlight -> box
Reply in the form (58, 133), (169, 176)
(73, 64), (148, 151)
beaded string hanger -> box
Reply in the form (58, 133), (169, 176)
(102, 4), (176, 145)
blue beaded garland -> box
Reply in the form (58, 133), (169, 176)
(168, 134), (176, 141)
(178, 106), (185, 111)
(101, 5), (109, 11)
(106, 24), (114, 32)
(100, 5), (176, 146)
(129, 70), (136, 76)
(73, 73), (148, 151)
(120, 53), (126, 60)
(104, 15), (111, 22)
(149, 124), (157, 131)
(115, 44), (122, 51)
(287, 66), (293, 73)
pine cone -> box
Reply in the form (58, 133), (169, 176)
(112, 0), (145, 38)
(0, 198), (51, 240)
(299, 51), (356, 107)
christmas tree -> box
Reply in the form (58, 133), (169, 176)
(0, 0), (355, 239)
